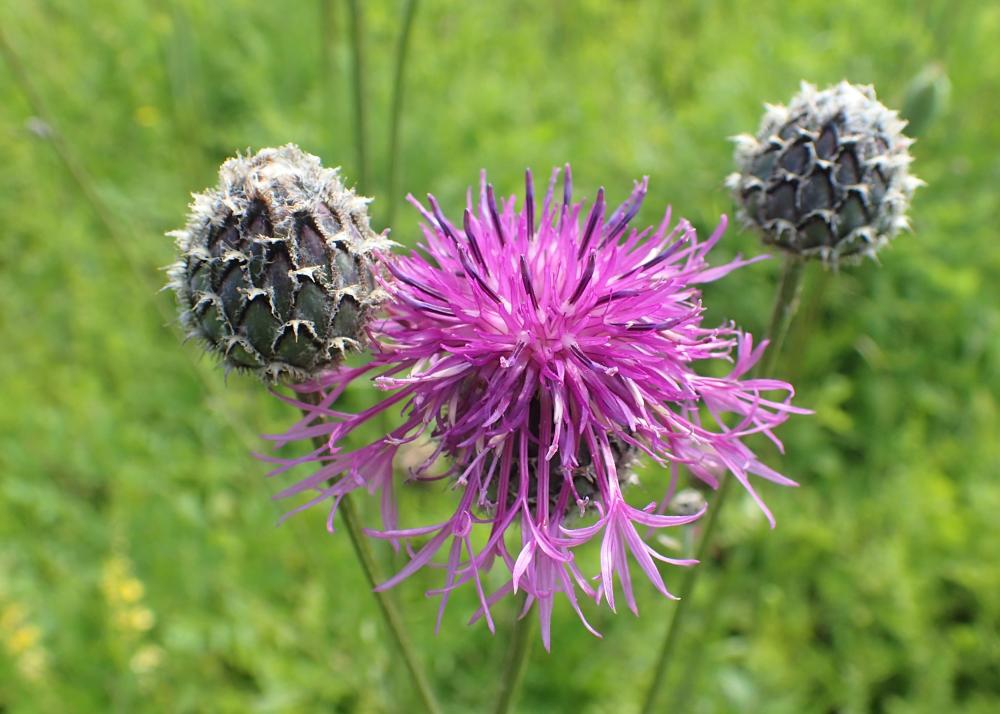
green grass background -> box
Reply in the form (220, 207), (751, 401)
(2, 0), (998, 712)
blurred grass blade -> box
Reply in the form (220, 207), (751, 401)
(320, 0), (340, 134)
(385, 0), (420, 229)
(344, 0), (370, 192)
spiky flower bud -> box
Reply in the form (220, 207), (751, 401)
(168, 145), (387, 382)
(727, 81), (922, 265)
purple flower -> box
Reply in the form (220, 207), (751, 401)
(264, 167), (805, 648)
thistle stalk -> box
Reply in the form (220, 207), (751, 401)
(299, 391), (442, 714)
(757, 255), (806, 376)
(640, 254), (805, 714)
(492, 603), (535, 714)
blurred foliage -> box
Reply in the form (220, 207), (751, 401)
(2, 0), (999, 712)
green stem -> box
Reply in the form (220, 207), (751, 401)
(757, 255), (806, 377)
(492, 603), (535, 714)
(385, 0), (419, 230)
(299, 393), (442, 714)
(639, 254), (806, 714)
(784, 266), (830, 383)
(668, 541), (746, 711)
(344, 0), (370, 193)
(639, 477), (734, 714)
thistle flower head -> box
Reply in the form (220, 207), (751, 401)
(167, 144), (388, 382)
(727, 81), (922, 265)
(267, 167), (805, 648)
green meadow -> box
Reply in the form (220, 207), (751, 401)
(2, 0), (998, 711)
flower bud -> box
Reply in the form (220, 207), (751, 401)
(727, 81), (922, 265)
(168, 145), (387, 382)
(901, 64), (950, 138)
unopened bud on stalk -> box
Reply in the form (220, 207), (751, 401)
(728, 81), (922, 265)
(167, 145), (388, 382)
(901, 64), (950, 138)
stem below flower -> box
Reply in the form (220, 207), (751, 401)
(639, 254), (806, 714)
(757, 255), (806, 377)
(493, 602), (535, 714)
(299, 392), (442, 714)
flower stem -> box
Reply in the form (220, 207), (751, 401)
(345, 0), (370, 192)
(299, 392), (442, 714)
(639, 254), (806, 714)
(784, 266), (831, 382)
(757, 255), (806, 377)
(385, 0), (420, 230)
(639, 478), (733, 714)
(492, 603), (535, 714)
